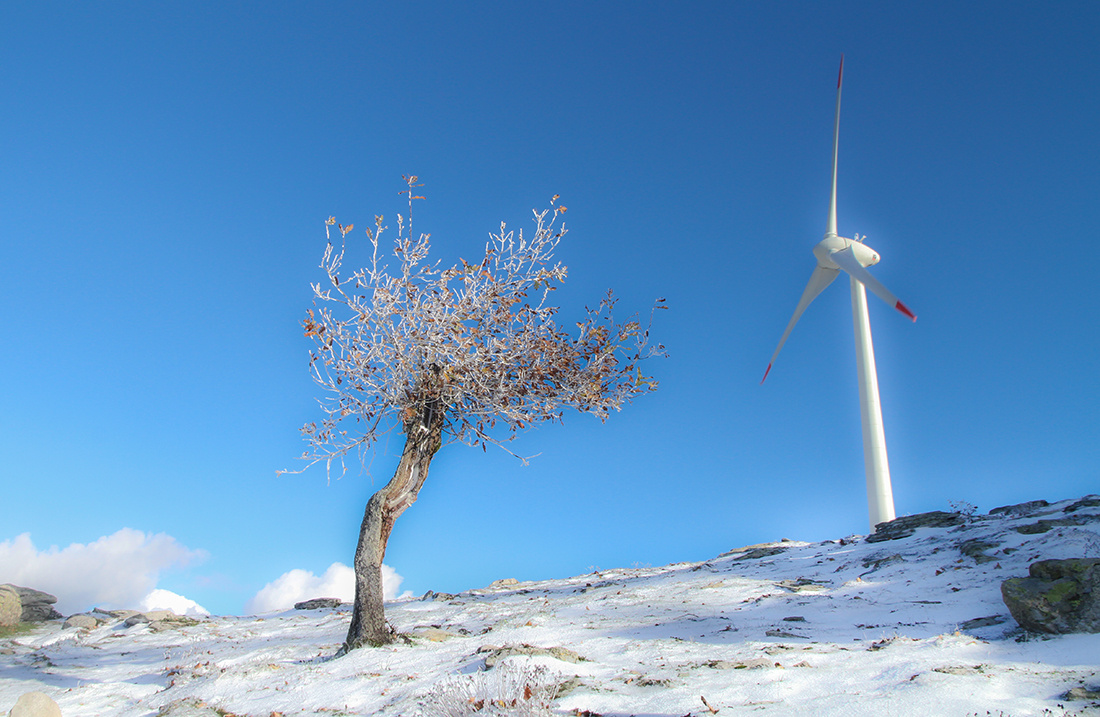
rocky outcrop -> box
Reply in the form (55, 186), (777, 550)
(1015, 516), (1090, 534)
(1, 586), (62, 623)
(735, 546), (789, 560)
(420, 591), (457, 602)
(1001, 558), (1100, 634)
(8, 692), (62, 717)
(486, 578), (520, 589)
(1065, 496), (1100, 513)
(866, 511), (966, 543)
(294, 598), (342, 610)
(989, 500), (1049, 517)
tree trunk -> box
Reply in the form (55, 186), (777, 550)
(342, 396), (444, 653)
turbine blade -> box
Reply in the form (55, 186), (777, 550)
(762, 265), (841, 383)
(827, 54), (844, 238)
(829, 246), (917, 321)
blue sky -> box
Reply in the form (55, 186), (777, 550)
(2, 2), (1097, 617)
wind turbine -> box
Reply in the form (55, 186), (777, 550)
(761, 56), (916, 532)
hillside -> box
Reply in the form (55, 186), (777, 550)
(2, 496), (1099, 716)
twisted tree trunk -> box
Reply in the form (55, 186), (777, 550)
(342, 395), (444, 652)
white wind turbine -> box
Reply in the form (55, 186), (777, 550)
(761, 56), (916, 532)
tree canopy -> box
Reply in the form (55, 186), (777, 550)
(295, 177), (664, 475)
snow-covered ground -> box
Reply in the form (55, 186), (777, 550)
(3, 497), (1099, 716)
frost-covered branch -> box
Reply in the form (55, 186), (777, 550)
(288, 177), (665, 475)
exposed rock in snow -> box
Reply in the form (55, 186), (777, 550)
(7, 691), (61, 717)
(293, 598), (343, 611)
(1001, 557), (1100, 634)
(1, 586), (61, 623)
(866, 510), (966, 542)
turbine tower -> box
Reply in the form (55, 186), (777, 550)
(761, 56), (916, 532)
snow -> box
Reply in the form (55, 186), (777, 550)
(2, 497), (1098, 716)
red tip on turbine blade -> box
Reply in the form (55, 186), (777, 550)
(761, 364), (772, 385)
(895, 300), (917, 322)
(838, 55), (844, 88)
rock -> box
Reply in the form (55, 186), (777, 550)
(636, 677), (673, 687)
(765, 629), (802, 638)
(8, 692), (62, 717)
(124, 614), (151, 627)
(958, 539), (1000, 564)
(959, 615), (1007, 631)
(1001, 558), (1100, 634)
(1065, 496), (1100, 513)
(142, 610), (177, 622)
(149, 616), (199, 632)
(861, 554), (905, 571)
(420, 591), (456, 602)
(721, 541), (790, 558)
(415, 627), (456, 642)
(477, 643), (584, 668)
(1, 586), (61, 623)
(776, 577), (828, 591)
(1015, 517), (1089, 534)
(989, 500), (1049, 517)
(933, 664), (987, 676)
(734, 546), (789, 560)
(487, 578), (519, 589)
(93, 608), (139, 621)
(62, 614), (99, 630)
(1062, 685), (1100, 701)
(866, 511), (965, 542)
(155, 698), (233, 717)
(293, 598), (342, 610)
(0, 585), (20, 627)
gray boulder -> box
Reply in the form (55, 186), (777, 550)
(866, 511), (965, 543)
(294, 598), (342, 610)
(62, 614), (99, 630)
(1001, 558), (1100, 634)
(0, 585), (20, 627)
(8, 691), (62, 717)
(420, 590), (457, 602)
(735, 546), (789, 560)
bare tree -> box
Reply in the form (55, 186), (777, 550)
(292, 177), (663, 652)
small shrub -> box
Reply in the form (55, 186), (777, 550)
(419, 661), (564, 716)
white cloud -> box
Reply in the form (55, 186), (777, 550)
(138, 588), (210, 617)
(0, 529), (206, 615)
(245, 562), (408, 614)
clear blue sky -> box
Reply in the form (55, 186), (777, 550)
(2, 2), (1097, 616)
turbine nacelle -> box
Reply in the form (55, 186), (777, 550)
(813, 234), (879, 270)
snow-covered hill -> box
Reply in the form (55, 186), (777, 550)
(3, 497), (1099, 716)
